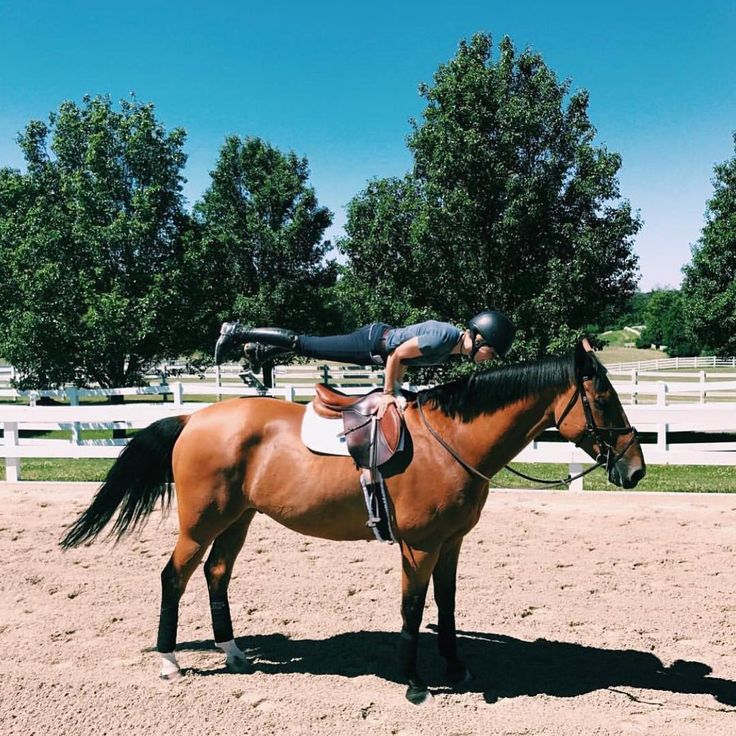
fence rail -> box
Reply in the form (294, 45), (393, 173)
(2, 393), (735, 485)
(3, 361), (736, 485)
(4, 374), (736, 406)
(604, 356), (736, 372)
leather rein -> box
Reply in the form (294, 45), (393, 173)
(417, 368), (638, 490)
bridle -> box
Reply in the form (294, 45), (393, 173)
(546, 365), (639, 479)
(417, 359), (639, 489)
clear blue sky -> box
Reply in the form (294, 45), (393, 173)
(1, 1), (734, 291)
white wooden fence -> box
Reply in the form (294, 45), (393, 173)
(3, 360), (736, 486)
(605, 356), (736, 372)
(2, 390), (735, 486)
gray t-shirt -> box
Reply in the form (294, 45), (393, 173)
(384, 320), (462, 366)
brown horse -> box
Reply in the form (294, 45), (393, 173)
(61, 340), (645, 704)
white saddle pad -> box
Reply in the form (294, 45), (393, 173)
(301, 402), (351, 456)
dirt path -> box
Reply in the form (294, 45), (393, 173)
(2, 484), (736, 735)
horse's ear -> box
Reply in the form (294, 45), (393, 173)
(575, 338), (596, 376)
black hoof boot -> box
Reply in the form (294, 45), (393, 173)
(406, 678), (432, 705)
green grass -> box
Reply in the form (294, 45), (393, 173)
(494, 463), (736, 492)
(597, 344), (667, 365)
(1, 457), (735, 491)
(1, 457), (114, 482)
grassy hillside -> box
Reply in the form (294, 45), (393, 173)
(597, 345), (667, 366)
(596, 328), (666, 366)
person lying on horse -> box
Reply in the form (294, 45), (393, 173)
(214, 310), (516, 417)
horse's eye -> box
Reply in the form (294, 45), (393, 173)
(594, 397), (606, 410)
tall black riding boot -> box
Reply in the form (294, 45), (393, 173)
(215, 322), (298, 365)
(244, 343), (293, 373)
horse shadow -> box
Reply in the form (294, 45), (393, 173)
(175, 627), (736, 706)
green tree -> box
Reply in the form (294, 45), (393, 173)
(0, 96), (196, 388)
(194, 136), (336, 334)
(635, 290), (697, 357)
(338, 33), (640, 360)
(610, 291), (651, 330)
(681, 135), (736, 355)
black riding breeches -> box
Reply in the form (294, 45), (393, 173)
(296, 323), (392, 365)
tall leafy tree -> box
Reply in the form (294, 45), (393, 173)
(0, 96), (196, 387)
(339, 34), (641, 359)
(194, 136), (337, 334)
(635, 289), (697, 357)
(681, 135), (736, 355)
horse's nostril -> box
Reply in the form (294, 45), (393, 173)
(629, 468), (646, 487)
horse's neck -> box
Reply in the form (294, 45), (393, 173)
(454, 385), (563, 475)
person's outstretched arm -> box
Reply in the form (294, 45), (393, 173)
(376, 338), (422, 418)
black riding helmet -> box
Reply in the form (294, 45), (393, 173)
(467, 310), (516, 360)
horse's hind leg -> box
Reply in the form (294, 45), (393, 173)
(158, 534), (211, 680)
(432, 536), (471, 685)
(204, 508), (257, 673)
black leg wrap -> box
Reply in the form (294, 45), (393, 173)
(437, 613), (457, 660)
(157, 604), (179, 653)
(397, 629), (418, 678)
(210, 596), (234, 643)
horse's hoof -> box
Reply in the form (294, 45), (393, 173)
(226, 656), (255, 674)
(406, 684), (433, 705)
(159, 669), (183, 683)
(447, 662), (473, 687)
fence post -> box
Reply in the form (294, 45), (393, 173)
(66, 386), (81, 445)
(322, 365), (329, 386)
(568, 463), (584, 491)
(657, 423), (669, 452)
(4, 421), (20, 481)
(631, 368), (638, 405)
(285, 385), (296, 402)
(699, 370), (706, 404)
(656, 382), (668, 406)
(172, 382), (183, 406)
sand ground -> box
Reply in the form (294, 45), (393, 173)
(1, 483), (736, 736)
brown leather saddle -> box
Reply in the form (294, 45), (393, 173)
(313, 384), (404, 469)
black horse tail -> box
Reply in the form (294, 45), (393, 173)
(60, 415), (188, 549)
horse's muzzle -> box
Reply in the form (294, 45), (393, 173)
(609, 459), (646, 489)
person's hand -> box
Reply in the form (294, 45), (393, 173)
(376, 392), (407, 419)
(375, 393), (395, 419)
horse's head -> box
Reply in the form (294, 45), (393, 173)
(555, 339), (646, 489)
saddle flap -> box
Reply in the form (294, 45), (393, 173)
(342, 403), (403, 468)
(313, 384), (405, 469)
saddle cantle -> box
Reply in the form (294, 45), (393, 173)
(313, 384), (404, 469)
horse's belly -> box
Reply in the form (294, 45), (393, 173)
(250, 461), (375, 542)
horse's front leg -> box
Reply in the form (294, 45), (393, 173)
(399, 543), (440, 705)
(432, 536), (471, 685)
